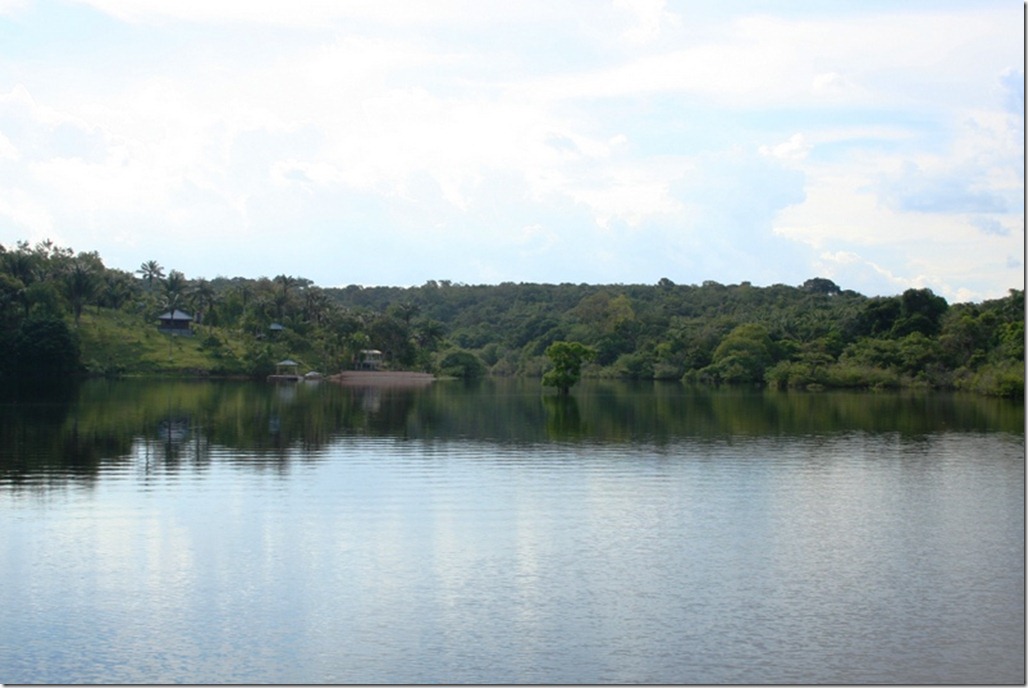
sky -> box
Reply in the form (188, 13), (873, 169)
(0, 1), (1022, 301)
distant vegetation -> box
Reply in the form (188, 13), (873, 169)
(0, 239), (1022, 396)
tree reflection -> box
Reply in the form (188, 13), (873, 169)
(543, 394), (585, 440)
(0, 378), (1022, 488)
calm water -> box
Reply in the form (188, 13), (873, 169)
(0, 379), (1023, 684)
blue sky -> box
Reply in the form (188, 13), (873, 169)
(0, 0), (1022, 301)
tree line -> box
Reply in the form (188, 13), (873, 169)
(0, 239), (1022, 396)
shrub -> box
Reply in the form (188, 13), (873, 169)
(12, 314), (80, 379)
(438, 350), (486, 379)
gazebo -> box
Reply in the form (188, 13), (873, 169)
(357, 349), (383, 370)
(268, 359), (303, 382)
(276, 359), (300, 375)
(157, 309), (193, 335)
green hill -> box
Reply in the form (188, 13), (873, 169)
(76, 309), (250, 377)
(0, 239), (1023, 396)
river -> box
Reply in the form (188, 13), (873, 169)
(0, 379), (1023, 684)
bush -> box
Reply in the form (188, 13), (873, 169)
(613, 352), (654, 379)
(438, 350), (486, 379)
(11, 314), (80, 379)
(765, 360), (818, 389)
(957, 361), (1025, 397)
(708, 324), (773, 383)
(823, 363), (900, 390)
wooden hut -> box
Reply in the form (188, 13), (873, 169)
(268, 359), (303, 382)
(357, 349), (383, 370)
(157, 309), (194, 335)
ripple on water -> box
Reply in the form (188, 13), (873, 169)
(1, 430), (1023, 684)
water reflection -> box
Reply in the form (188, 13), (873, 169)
(0, 379), (1023, 684)
(0, 378), (1022, 488)
(542, 394), (585, 440)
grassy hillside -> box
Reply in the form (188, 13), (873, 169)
(76, 309), (252, 377)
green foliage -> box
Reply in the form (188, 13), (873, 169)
(801, 277), (842, 295)
(12, 314), (80, 379)
(245, 343), (279, 379)
(0, 238), (1021, 396)
(703, 323), (774, 384)
(367, 314), (417, 368)
(542, 341), (596, 394)
(894, 288), (948, 337)
(613, 351), (654, 379)
(956, 360), (1025, 397)
(438, 349), (486, 379)
(854, 296), (902, 337)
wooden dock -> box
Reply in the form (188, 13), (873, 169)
(330, 370), (435, 386)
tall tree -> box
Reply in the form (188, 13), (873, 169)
(162, 270), (188, 310)
(137, 260), (164, 291)
(63, 256), (101, 325)
(708, 323), (774, 383)
(273, 275), (298, 319)
(542, 341), (596, 395)
(190, 278), (217, 324)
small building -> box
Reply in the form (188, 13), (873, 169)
(276, 359), (300, 375)
(357, 349), (383, 370)
(268, 359), (303, 382)
(158, 309), (194, 335)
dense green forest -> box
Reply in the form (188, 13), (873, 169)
(0, 239), (1023, 396)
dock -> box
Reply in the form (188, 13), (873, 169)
(330, 370), (435, 387)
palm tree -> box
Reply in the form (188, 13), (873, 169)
(100, 271), (137, 310)
(137, 260), (164, 291)
(389, 301), (420, 325)
(417, 319), (446, 348)
(301, 286), (331, 325)
(274, 274), (297, 297)
(63, 257), (100, 325)
(273, 275), (297, 320)
(189, 278), (217, 324)
(162, 270), (188, 311)
(4, 247), (40, 287)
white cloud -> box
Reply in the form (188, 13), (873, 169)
(972, 216), (1010, 237)
(818, 250), (860, 266)
(773, 149), (1023, 300)
(514, 5), (1016, 109)
(759, 133), (811, 162)
(811, 247), (1001, 303)
(0, 1), (1020, 298)
(72, 0), (583, 31)
(1, 83), (83, 129)
(0, 130), (17, 160)
(513, 223), (558, 256)
(0, 187), (53, 236)
(72, 0), (467, 27)
(0, 0), (27, 16)
(613, 0), (680, 46)
(566, 169), (684, 230)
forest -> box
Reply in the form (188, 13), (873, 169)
(0, 239), (1023, 396)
